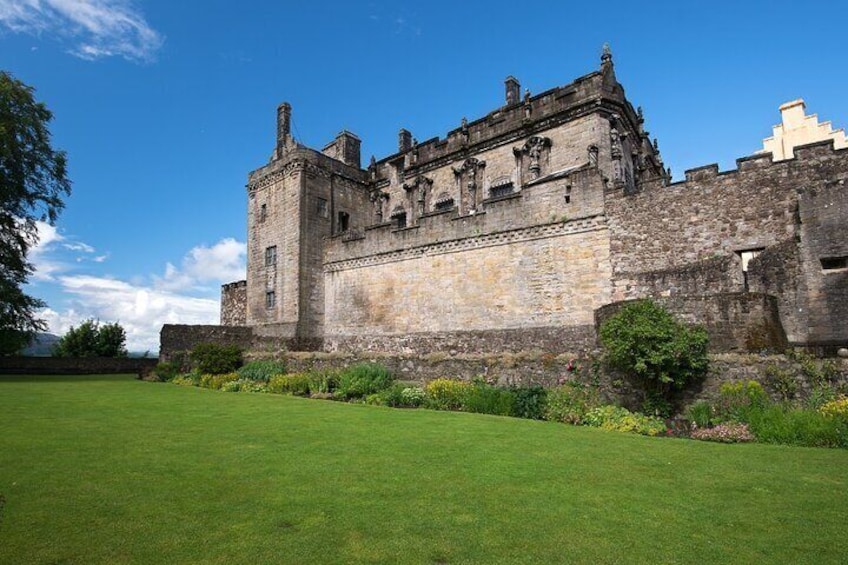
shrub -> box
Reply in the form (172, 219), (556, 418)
(237, 359), (286, 382)
(819, 397), (848, 420)
(690, 423), (755, 443)
(714, 380), (769, 423)
(151, 361), (179, 382)
(510, 385), (548, 420)
(171, 374), (199, 387)
(544, 382), (599, 424)
(268, 374), (312, 396)
(746, 405), (848, 448)
(582, 405), (666, 436)
(463, 381), (515, 416)
(764, 364), (798, 401)
(424, 378), (473, 411)
(198, 372), (240, 390)
(686, 400), (714, 429)
(372, 384), (425, 408)
(307, 370), (340, 394)
(335, 364), (394, 400)
(190, 343), (243, 375)
(220, 378), (267, 393)
(599, 300), (709, 402)
(400, 386), (425, 408)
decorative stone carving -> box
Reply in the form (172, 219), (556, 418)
(370, 191), (388, 223)
(588, 144), (599, 168)
(514, 137), (551, 180)
(453, 158), (486, 213)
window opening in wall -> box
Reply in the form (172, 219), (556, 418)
(259, 203), (267, 223)
(316, 197), (328, 218)
(265, 245), (277, 267)
(737, 248), (764, 292)
(565, 185), (572, 204)
(490, 181), (514, 199)
(390, 205), (407, 229)
(820, 256), (848, 271)
(265, 290), (276, 308)
(337, 211), (350, 233)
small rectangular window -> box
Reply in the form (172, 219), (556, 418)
(265, 290), (276, 308)
(316, 198), (328, 218)
(821, 256), (848, 271)
(337, 211), (350, 233)
(565, 185), (572, 204)
(490, 182), (514, 199)
(265, 246), (277, 267)
(259, 203), (267, 223)
(395, 213), (407, 229)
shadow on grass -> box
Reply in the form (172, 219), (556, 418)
(0, 374), (138, 383)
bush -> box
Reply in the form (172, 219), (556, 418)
(221, 378), (267, 393)
(424, 378), (473, 411)
(686, 400), (714, 429)
(463, 381), (514, 416)
(690, 423), (755, 443)
(237, 359), (286, 382)
(190, 343), (243, 375)
(268, 373), (312, 396)
(582, 405), (667, 436)
(510, 385), (548, 420)
(335, 363), (394, 400)
(172, 374), (199, 387)
(151, 361), (180, 382)
(198, 372), (240, 390)
(746, 405), (848, 448)
(599, 300), (709, 402)
(819, 397), (848, 419)
(714, 380), (769, 423)
(544, 382), (599, 424)
(764, 364), (798, 401)
(306, 370), (340, 394)
(372, 384), (426, 408)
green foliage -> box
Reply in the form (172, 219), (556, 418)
(371, 384), (426, 408)
(714, 380), (769, 424)
(745, 404), (848, 448)
(819, 397), (848, 420)
(306, 370), (339, 394)
(334, 363), (394, 400)
(424, 378), (473, 411)
(764, 364), (798, 401)
(510, 385), (548, 420)
(582, 405), (667, 436)
(198, 372), (240, 390)
(237, 359), (286, 382)
(690, 423), (755, 443)
(463, 380), (515, 416)
(599, 300), (709, 399)
(0, 71), (71, 355)
(220, 378), (267, 393)
(641, 391), (673, 419)
(544, 382), (599, 424)
(152, 361), (180, 382)
(190, 343), (243, 375)
(790, 349), (843, 387)
(268, 374), (312, 396)
(686, 401), (714, 429)
(171, 374), (199, 387)
(52, 319), (128, 358)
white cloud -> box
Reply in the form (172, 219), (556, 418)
(155, 238), (246, 292)
(42, 274), (220, 353)
(0, 0), (163, 63)
(30, 220), (99, 280)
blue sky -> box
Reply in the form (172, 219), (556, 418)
(2, 0), (846, 352)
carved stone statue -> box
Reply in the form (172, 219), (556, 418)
(588, 145), (599, 168)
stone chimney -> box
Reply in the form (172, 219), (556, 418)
(398, 128), (413, 152)
(276, 102), (292, 155)
(323, 131), (361, 168)
(505, 76), (520, 106)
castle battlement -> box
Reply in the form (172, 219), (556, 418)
(222, 49), (848, 355)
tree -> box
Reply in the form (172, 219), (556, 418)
(0, 71), (71, 355)
(53, 319), (128, 358)
(599, 299), (709, 414)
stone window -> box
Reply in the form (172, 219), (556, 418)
(265, 245), (277, 267)
(390, 205), (407, 228)
(737, 248), (764, 292)
(265, 290), (276, 308)
(259, 203), (267, 223)
(316, 197), (328, 218)
(337, 211), (350, 233)
(489, 178), (514, 199)
(821, 256), (848, 271)
(565, 185), (572, 204)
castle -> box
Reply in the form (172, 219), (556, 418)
(206, 48), (847, 357)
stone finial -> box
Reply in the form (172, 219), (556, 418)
(637, 106), (644, 122)
(601, 43), (612, 65)
(398, 129), (413, 152)
(505, 76), (520, 106)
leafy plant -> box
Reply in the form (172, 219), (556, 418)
(335, 363), (394, 400)
(510, 385), (548, 420)
(690, 423), (755, 443)
(544, 382), (599, 424)
(424, 378), (472, 411)
(52, 319), (128, 358)
(198, 372), (240, 390)
(819, 397), (848, 420)
(237, 359), (286, 382)
(463, 380), (514, 416)
(599, 300), (709, 403)
(714, 380), (769, 424)
(745, 405), (848, 448)
(686, 401), (714, 429)
(221, 378), (267, 393)
(764, 364), (798, 401)
(190, 343), (243, 375)
(268, 374), (312, 396)
(152, 361), (180, 382)
(582, 405), (666, 436)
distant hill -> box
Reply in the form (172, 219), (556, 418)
(19, 333), (61, 356)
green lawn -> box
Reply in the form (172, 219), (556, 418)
(1, 375), (846, 564)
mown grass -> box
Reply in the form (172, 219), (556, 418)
(1, 375), (847, 564)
